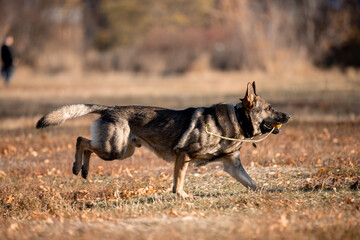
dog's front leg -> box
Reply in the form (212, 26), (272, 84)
(172, 153), (190, 198)
(222, 151), (258, 191)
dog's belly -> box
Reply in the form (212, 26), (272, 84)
(137, 138), (176, 162)
(181, 140), (243, 160)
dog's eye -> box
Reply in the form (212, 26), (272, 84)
(267, 106), (272, 111)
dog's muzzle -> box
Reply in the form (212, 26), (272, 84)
(261, 113), (290, 134)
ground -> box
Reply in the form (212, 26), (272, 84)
(0, 68), (359, 239)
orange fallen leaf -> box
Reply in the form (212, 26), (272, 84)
(317, 168), (329, 175)
(96, 166), (103, 175)
(345, 197), (354, 204)
(168, 208), (180, 216)
(1, 145), (16, 156)
(6, 195), (14, 204)
(74, 190), (89, 200)
(213, 173), (225, 177)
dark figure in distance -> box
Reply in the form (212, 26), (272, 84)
(1, 36), (15, 85)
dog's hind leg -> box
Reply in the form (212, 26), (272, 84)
(222, 151), (257, 191)
(172, 153), (190, 198)
(73, 136), (91, 176)
(73, 137), (83, 175)
(81, 150), (92, 179)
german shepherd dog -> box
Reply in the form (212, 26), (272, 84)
(36, 82), (289, 198)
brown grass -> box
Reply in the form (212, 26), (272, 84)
(0, 68), (359, 239)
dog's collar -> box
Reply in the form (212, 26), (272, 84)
(234, 105), (254, 138)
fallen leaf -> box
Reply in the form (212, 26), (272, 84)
(96, 166), (103, 175)
(125, 167), (133, 178)
(74, 190), (89, 200)
(345, 197), (354, 204)
(317, 168), (329, 175)
(1, 145), (16, 156)
(6, 195), (14, 204)
(39, 185), (49, 192)
(0, 170), (6, 178)
(168, 208), (180, 216)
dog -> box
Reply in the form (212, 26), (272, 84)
(36, 81), (289, 198)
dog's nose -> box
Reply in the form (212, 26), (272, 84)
(285, 114), (290, 120)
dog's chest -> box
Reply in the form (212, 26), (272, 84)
(187, 137), (243, 160)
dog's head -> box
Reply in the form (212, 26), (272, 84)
(239, 82), (290, 136)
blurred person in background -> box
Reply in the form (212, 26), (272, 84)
(1, 35), (16, 85)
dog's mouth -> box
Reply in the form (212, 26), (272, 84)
(261, 121), (281, 134)
(260, 113), (290, 135)
(261, 119), (289, 134)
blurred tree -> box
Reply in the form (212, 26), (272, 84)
(0, 0), (83, 69)
(1, 0), (359, 72)
(86, 0), (214, 50)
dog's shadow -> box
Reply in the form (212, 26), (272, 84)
(265, 186), (337, 193)
(191, 186), (339, 198)
(101, 183), (358, 208)
(193, 192), (227, 198)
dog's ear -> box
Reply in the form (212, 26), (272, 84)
(252, 81), (257, 96)
(242, 82), (256, 110)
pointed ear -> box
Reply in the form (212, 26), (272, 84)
(252, 81), (257, 96)
(242, 82), (256, 110)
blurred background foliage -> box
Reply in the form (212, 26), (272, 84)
(1, 0), (359, 74)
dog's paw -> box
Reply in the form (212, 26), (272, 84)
(72, 165), (81, 175)
(176, 191), (193, 199)
(81, 166), (88, 179)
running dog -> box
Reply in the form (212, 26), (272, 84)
(36, 82), (290, 198)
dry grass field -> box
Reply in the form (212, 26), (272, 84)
(0, 68), (360, 239)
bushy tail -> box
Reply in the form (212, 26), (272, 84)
(36, 104), (108, 129)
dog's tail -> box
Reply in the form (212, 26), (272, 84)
(36, 104), (108, 129)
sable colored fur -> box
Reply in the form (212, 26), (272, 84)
(36, 82), (289, 198)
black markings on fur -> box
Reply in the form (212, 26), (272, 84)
(235, 106), (254, 138)
(36, 117), (50, 129)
